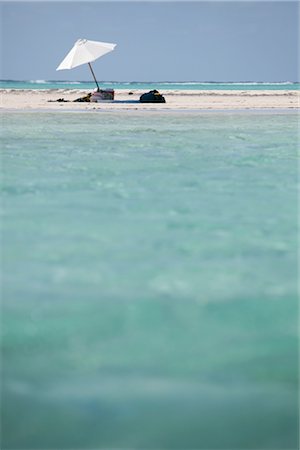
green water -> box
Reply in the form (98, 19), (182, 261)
(1, 111), (298, 449)
(1, 80), (299, 90)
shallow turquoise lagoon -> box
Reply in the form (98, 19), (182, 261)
(1, 80), (300, 90)
(1, 111), (298, 449)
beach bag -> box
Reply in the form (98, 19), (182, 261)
(90, 89), (114, 102)
(140, 90), (166, 103)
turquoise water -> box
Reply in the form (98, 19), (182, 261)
(1, 80), (299, 90)
(1, 111), (298, 449)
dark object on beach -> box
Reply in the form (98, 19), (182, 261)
(73, 93), (92, 102)
(140, 90), (166, 103)
(48, 98), (69, 102)
(128, 91), (134, 95)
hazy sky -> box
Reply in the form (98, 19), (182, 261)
(1, 1), (299, 82)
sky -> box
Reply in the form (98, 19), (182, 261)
(1, 1), (299, 82)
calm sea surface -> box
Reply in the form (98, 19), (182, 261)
(1, 80), (299, 90)
(1, 111), (298, 449)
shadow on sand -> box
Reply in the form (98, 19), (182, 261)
(109, 100), (140, 104)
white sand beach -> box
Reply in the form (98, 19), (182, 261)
(1, 89), (299, 111)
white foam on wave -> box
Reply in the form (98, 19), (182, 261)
(220, 81), (295, 86)
(59, 81), (82, 85)
(29, 80), (48, 84)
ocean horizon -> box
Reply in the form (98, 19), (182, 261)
(1, 79), (299, 91)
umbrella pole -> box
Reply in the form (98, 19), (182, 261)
(88, 63), (100, 91)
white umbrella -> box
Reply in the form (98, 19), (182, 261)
(56, 38), (117, 91)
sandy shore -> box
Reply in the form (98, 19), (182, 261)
(1, 89), (299, 111)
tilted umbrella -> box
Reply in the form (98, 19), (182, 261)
(56, 38), (117, 91)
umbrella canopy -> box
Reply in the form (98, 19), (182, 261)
(56, 38), (117, 90)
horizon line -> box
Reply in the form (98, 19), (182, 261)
(1, 79), (299, 84)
